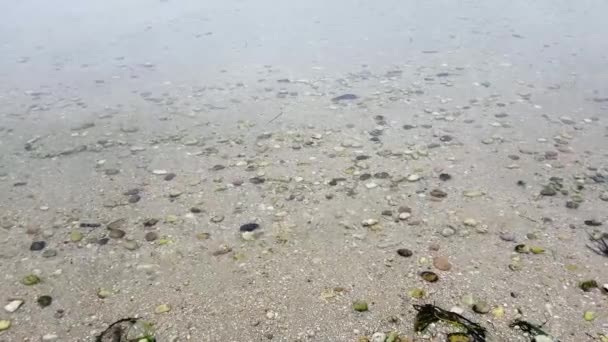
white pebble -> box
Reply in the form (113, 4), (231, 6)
(4, 300), (23, 313)
(152, 169), (168, 175)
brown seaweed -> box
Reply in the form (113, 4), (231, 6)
(413, 304), (486, 342)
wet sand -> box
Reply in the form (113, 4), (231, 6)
(1, 0), (607, 341)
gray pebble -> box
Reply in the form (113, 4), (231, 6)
(600, 192), (608, 201)
(472, 301), (490, 314)
(441, 227), (455, 237)
(42, 249), (57, 258)
(499, 232), (516, 242)
(109, 229), (125, 239)
(123, 241), (139, 250)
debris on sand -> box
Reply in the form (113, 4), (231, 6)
(414, 304), (486, 341)
(95, 318), (156, 342)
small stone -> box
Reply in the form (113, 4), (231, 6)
(430, 189), (447, 198)
(441, 227), (456, 237)
(169, 190), (182, 198)
(145, 232), (159, 241)
(408, 288), (426, 299)
(540, 186), (557, 196)
(530, 246), (545, 254)
(361, 219), (379, 227)
(463, 190), (484, 198)
(143, 218), (159, 227)
(190, 207), (202, 214)
(429, 243), (440, 251)
(420, 271), (439, 282)
(70, 231), (83, 242)
(97, 288), (112, 299)
(210, 215), (224, 223)
(461, 294), (475, 306)
(439, 173), (452, 181)
(128, 194), (141, 203)
(353, 300), (368, 312)
(240, 223), (260, 232)
(565, 201), (579, 209)
(107, 219), (126, 230)
(584, 219), (602, 226)
(155, 304), (171, 314)
(21, 274), (41, 285)
(407, 174), (421, 182)
(109, 229), (125, 239)
(600, 192), (608, 201)
(37, 295), (53, 308)
(398, 212), (411, 220)
(365, 182), (378, 189)
(472, 301), (490, 314)
(583, 311), (596, 321)
(165, 215), (178, 223)
(104, 168), (120, 176)
(397, 248), (413, 257)
(123, 241), (139, 250)
(42, 249), (57, 258)
(42, 334), (58, 341)
(152, 169), (168, 175)
(433, 256), (452, 271)
(164, 173), (176, 181)
(499, 232), (515, 242)
(463, 218), (478, 227)
(0, 320), (10, 332)
(4, 300), (23, 313)
(30, 241), (46, 251)
(579, 280), (598, 292)
(371, 332), (386, 342)
(196, 232), (210, 240)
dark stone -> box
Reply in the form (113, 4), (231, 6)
(143, 218), (159, 227)
(37, 295), (53, 308)
(211, 165), (226, 171)
(402, 124), (416, 130)
(128, 194), (141, 203)
(565, 201), (579, 209)
(80, 222), (101, 228)
(516, 180), (526, 187)
(540, 186), (557, 196)
(436, 72), (450, 77)
(359, 173), (372, 181)
(164, 173), (176, 181)
(439, 173), (452, 181)
(30, 241), (46, 251)
(104, 168), (120, 176)
(331, 94), (358, 102)
(329, 178), (346, 186)
(240, 223), (260, 232)
(381, 210), (393, 216)
(109, 229), (125, 239)
(123, 188), (140, 196)
(97, 238), (110, 245)
(430, 189), (447, 198)
(439, 135), (453, 142)
(190, 207), (202, 214)
(397, 248), (413, 257)
(374, 172), (390, 179)
(145, 232), (159, 241)
(250, 177), (266, 184)
(355, 155), (370, 161)
(584, 219), (602, 226)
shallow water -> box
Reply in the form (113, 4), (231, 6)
(1, 1), (607, 341)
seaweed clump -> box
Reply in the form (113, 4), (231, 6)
(414, 304), (486, 342)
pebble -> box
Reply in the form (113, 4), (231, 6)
(128, 194), (141, 203)
(70, 231), (83, 242)
(353, 300), (368, 312)
(164, 173), (176, 181)
(42, 249), (57, 258)
(429, 243), (440, 251)
(37, 295), (53, 308)
(361, 219), (378, 227)
(441, 227), (455, 237)
(407, 174), (421, 182)
(371, 332), (386, 342)
(143, 218), (159, 227)
(499, 232), (516, 242)
(430, 189), (447, 198)
(439, 173), (452, 181)
(145, 232), (159, 242)
(600, 192), (608, 201)
(433, 256), (452, 271)
(365, 182), (378, 189)
(152, 169), (168, 175)
(97, 288), (112, 299)
(30, 241), (46, 251)
(155, 304), (171, 314)
(123, 241), (139, 250)
(109, 229), (125, 239)
(21, 274), (41, 285)
(463, 218), (477, 227)
(4, 300), (23, 313)
(420, 271), (439, 282)
(240, 223), (260, 232)
(472, 301), (490, 314)
(398, 212), (411, 220)
(397, 248), (413, 257)
(42, 334), (58, 341)
(0, 320), (10, 331)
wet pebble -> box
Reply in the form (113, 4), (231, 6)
(142, 230), (161, 242)
(109, 229), (125, 239)
(433, 256), (452, 271)
(430, 189), (447, 198)
(30, 241), (46, 251)
(397, 248), (413, 257)
(42, 249), (57, 258)
(37, 295), (53, 308)
(123, 241), (139, 250)
(240, 223), (260, 232)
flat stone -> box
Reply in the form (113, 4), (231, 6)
(397, 248), (413, 257)
(361, 219), (378, 227)
(398, 212), (411, 220)
(441, 227), (455, 237)
(123, 241), (139, 250)
(42, 334), (58, 341)
(109, 229), (125, 239)
(500, 232), (516, 242)
(152, 169), (168, 175)
(210, 215), (224, 223)
(30, 241), (46, 251)
(433, 256), (452, 271)
(407, 174), (421, 182)
(145, 232), (159, 241)
(42, 249), (57, 258)
(600, 192), (608, 201)
(473, 301), (490, 314)
(4, 300), (23, 313)
(463, 218), (478, 227)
